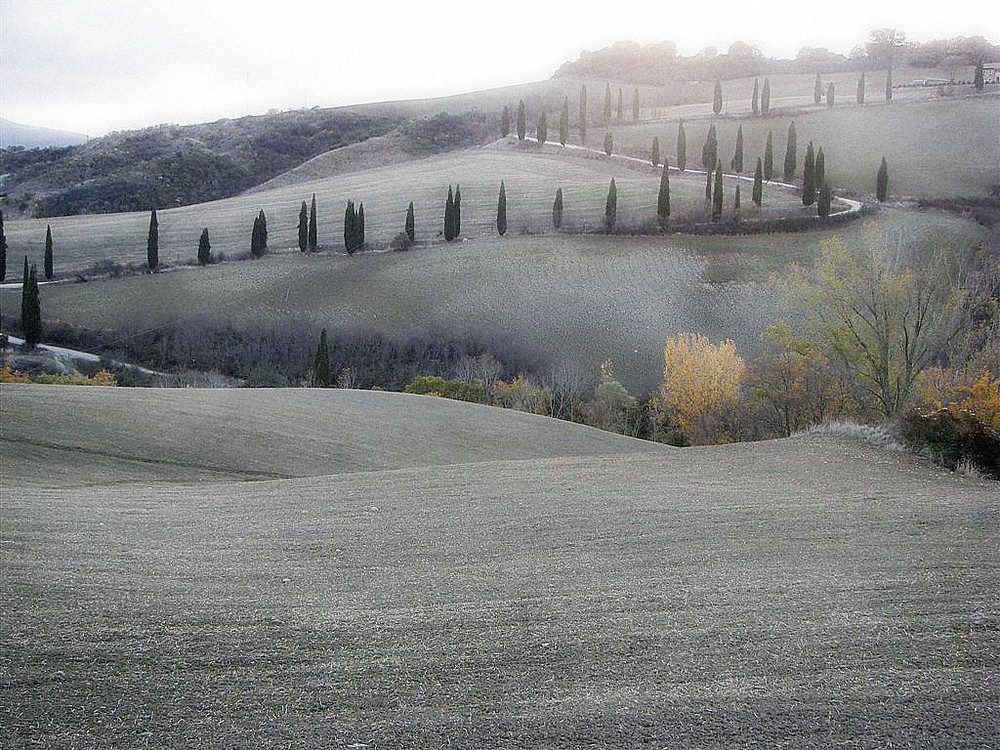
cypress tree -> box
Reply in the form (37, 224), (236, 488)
(651, 136), (660, 167)
(764, 130), (774, 181)
(734, 183), (741, 217)
(815, 147), (825, 187)
(537, 111), (547, 145)
(517, 100), (526, 140)
(857, 73), (866, 105)
(313, 328), (331, 386)
(802, 141), (816, 206)
(198, 228), (211, 265)
(344, 200), (357, 253)
(974, 60), (984, 91)
(616, 87), (623, 119)
(826, 82), (835, 108)
(23, 262), (42, 348)
(705, 169), (712, 203)
(44, 225), (53, 280)
(712, 161), (724, 221)
(405, 201), (415, 242)
(552, 187), (563, 230)
(604, 178), (617, 232)
(604, 132), (613, 156)
(500, 105), (511, 137)
(783, 122), (797, 181)
(817, 181), (832, 218)
(701, 124), (717, 171)
(761, 78), (771, 114)
(453, 186), (461, 237)
(814, 73), (822, 104)
(632, 87), (640, 122)
(0, 209), (6, 283)
(604, 82), (612, 120)
(297, 200), (309, 251)
(876, 157), (889, 202)
(731, 125), (744, 173)
(258, 209), (268, 253)
(752, 157), (763, 206)
(677, 120), (687, 171)
(147, 208), (159, 271)
(20, 256), (29, 329)
(559, 96), (569, 146)
(579, 85), (588, 145)
(251, 214), (261, 257)
(308, 193), (318, 250)
(357, 203), (365, 248)
(713, 80), (723, 115)
(752, 78), (759, 114)
(656, 160), (670, 228)
(885, 68), (893, 102)
(496, 181), (507, 236)
(444, 187), (455, 241)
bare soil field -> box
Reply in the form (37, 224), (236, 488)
(1, 385), (997, 748)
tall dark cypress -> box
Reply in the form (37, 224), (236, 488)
(552, 187), (563, 230)
(603, 132), (613, 156)
(297, 201), (309, 251)
(308, 193), (318, 250)
(500, 105), (511, 137)
(43, 225), (53, 280)
(405, 201), (415, 242)
(258, 210), (268, 252)
(701, 124), (717, 171)
(974, 60), (985, 91)
(764, 130), (774, 181)
(876, 157), (889, 202)
(517, 100), (526, 140)
(857, 72), (866, 105)
(604, 178), (617, 232)
(815, 147), (825, 187)
(20, 256), (29, 329)
(0, 209), (6, 282)
(734, 184), (741, 217)
(761, 78), (771, 114)
(677, 120), (687, 171)
(23, 263), (42, 347)
(198, 228), (211, 265)
(817, 182), (832, 218)
(251, 214), (262, 257)
(813, 73), (822, 104)
(496, 181), (507, 236)
(713, 80), (723, 115)
(632, 87), (640, 122)
(345, 199), (357, 253)
(616, 87), (623, 119)
(712, 161), (723, 221)
(705, 169), (713, 203)
(802, 141), (816, 206)
(313, 328), (330, 386)
(656, 159), (670, 228)
(752, 157), (763, 206)
(444, 187), (455, 241)
(751, 78), (759, 114)
(537, 112), (547, 145)
(453, 186), (461, 237)
(651, 136), (660, 167)
(826, 83), (835, 108)
(604, 82), (612, 120)
(559, 97), (569, 146)
(147, 208), (159, 271)
(357, 203), (365, 248)
(579, 85), (588, 145)
(731, 125), (744, 173)
(783, 122), (797, 181)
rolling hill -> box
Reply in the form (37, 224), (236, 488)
(2, 384), (997, 748)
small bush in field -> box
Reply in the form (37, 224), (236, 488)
(900, 407), (1000, 479)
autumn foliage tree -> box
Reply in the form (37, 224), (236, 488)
(660, 333), (746, 444)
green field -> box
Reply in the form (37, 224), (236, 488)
(5, 202), (983, 393)
(2, 385), (997, 748)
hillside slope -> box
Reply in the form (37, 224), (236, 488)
(0, 385), (663, 486)
(2, 384), (996, 748)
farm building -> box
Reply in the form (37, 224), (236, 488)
(984, 63), (1000, 84)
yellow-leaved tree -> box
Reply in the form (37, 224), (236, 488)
(661, 334), (745, 444)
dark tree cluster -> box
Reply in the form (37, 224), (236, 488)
(345, 200), (365, 253)
(444, 185), (462, 241)
(250, 209), (268, 258)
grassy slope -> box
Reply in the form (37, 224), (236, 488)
(8, 203), (983, 393)
(1, 386), (996, 748)
(0, 385), (661, 487)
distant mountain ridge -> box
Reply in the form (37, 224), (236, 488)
(0, 117), (88, 149)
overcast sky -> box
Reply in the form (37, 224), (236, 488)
(1, 0), (996, 137)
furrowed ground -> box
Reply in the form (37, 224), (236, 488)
(1, 386), (997, 748)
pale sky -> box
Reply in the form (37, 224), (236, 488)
(1, 0), (997, 137)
